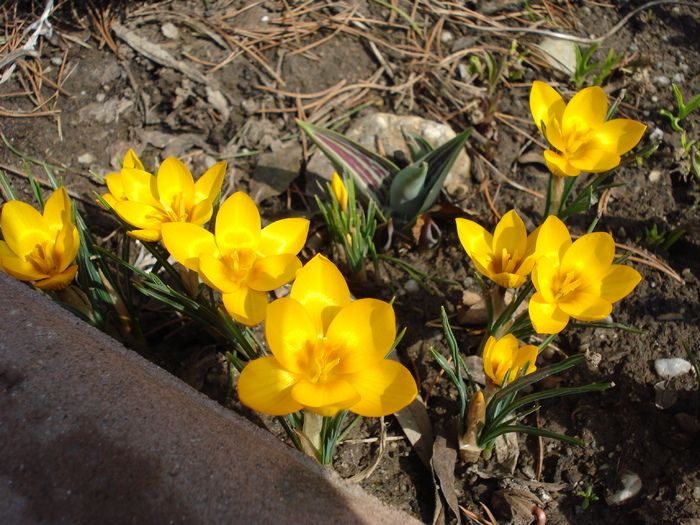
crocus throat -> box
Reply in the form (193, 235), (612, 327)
(554, 270), (584, 301)
(162, 193), (190, 223)
(224, 248), (256, 284)
(27, 240), (58, 275)
(497, 247), (521, 274)
(562, 121), (594, 156)
(309, 336), (341, 383)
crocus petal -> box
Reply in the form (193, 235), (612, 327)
(530, 81), (566, 134)
(194, 161), (226, 203)
(326, 299), (395, 374)
(558, 291), (612, 321)
(237, 356), (303, 416)
(561, 85), (607, 136)
(102, 193), (118, 208)
(120, 168), (160, 207)
(162, 223), (218, 271)
(215, 192), (261, 253)
(122, 149), (145, 171)
(222, 286), (269, 326)
(492, 272), (527, 289)
(345, 359), (417, 417)
(1, 200), (50, 258)
(0, 254), (48, 281)
(258, 218), (310, 258)
(126, 229), (162, 242)
(188, 200), (213, 226)
(511, 344), (538, 377)
(198, 253), (238, 293)
(561, 232), (614, 281)
(53, 224), (80, 271)
(105, 174), (126, 202)
(265, 297), (317, 374)
(569, 148), (621, 173)
(531, 257), (558, 303)
(290, 254), (350, 335)
(157, 157), (195, 213)
(535, 216), (571, 266)
(591, 118), (647, 155)
(599, 264), (642, 303)
(0, 240), (14, 258)
(113, 201), (168, 230)
(291, 378), (360, 417)
(34, 265), (78, 290)
(492, 210), (528, 266)
(456, 218), (495, 279)
(544, 149), (581, 177)
(247, 254), (302, 292)
(331, 173), (349, 212)
(529, 293), (570, 334)
(43, 187), (71, 233)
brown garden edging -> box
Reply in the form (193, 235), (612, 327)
(0, 273), (420, 524)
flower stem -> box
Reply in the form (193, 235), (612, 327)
(550, 175), (565, 216)
(301, 410), (323, 461)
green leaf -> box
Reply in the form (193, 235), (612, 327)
(389, 163), (428, 217)
(401, 129), (434, 162)
(411, 128), (471, 218)
(297, 120), (399, 206)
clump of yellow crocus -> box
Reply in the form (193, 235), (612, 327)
(105, 155), (226, 242)
(529, 215), (642, 334)
(482, 334), (538, 386)
(0, 186), (80, 290)
(530, 81), (647, 177)
(162, 191), (309, 326)
(456, 210), (539, 289)
(238, 254), (417, 417)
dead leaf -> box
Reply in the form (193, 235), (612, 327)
(394, 395), (434, 469)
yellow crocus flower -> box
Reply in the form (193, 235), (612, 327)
(483, 334), (538, 386)
(0, 186), (80, 290)
(456, 210), (539, 288)
(162, 191), (309, 326)
(529, 215), (642, 334)
(237, 254), (417, 417)
(530, 81), (647, 177)
(330, 172), (348, 212)
(102, 148), (146, 208)
(107, 156), (226, 242)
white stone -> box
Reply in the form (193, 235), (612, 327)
(161, 22), (179, 39)
(648, 170), (661, 182)
(77, 153), (95, 165)
(440, 30), (454, 44)
(654, 358), (692, 379)
(536, 38), (577, 75)
(403, 279), (420, 293)
(606, 470), (642, 505)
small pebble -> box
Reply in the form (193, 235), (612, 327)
(654, 358), (692, 379)
(648, 170), (661, 182)
(670, 6), (681, 17)
(648, 127), (664, 143)
(628, 43), (639, 52)
(77, 153), (95, 165)
(403, 279), (420, 293)
(261, 15), (269, 23)
(653, 75), (671, 86)
(161, 22), (179, 39)
(672, 73), (685, 84)
(50, 56), (63, 66)
(606, 470), (642, 506)
(693, 487), (700, 501)
(96, 93), (106, 102)
(654, 380), (678, 409)
(440, 30), (454, 44)
(651, 95), (659, 103)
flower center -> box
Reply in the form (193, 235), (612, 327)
(554, 270), (584, 301)
(223, 248), (256, 284)
(563, 121), (594, 156)
(496, 247), (521, 274)
(161, 193), (189, 223)
(26, 240), (57, 276)
(309, 336), (341, 384)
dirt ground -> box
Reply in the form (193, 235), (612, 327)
(1, 0), (700, 523)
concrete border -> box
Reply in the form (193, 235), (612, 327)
(0, 273), (420, 524)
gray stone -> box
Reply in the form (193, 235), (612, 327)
(250, 144), (303, 203)
(0, 273), (419, 524)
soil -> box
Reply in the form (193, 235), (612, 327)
(1, 1), (700, 524)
